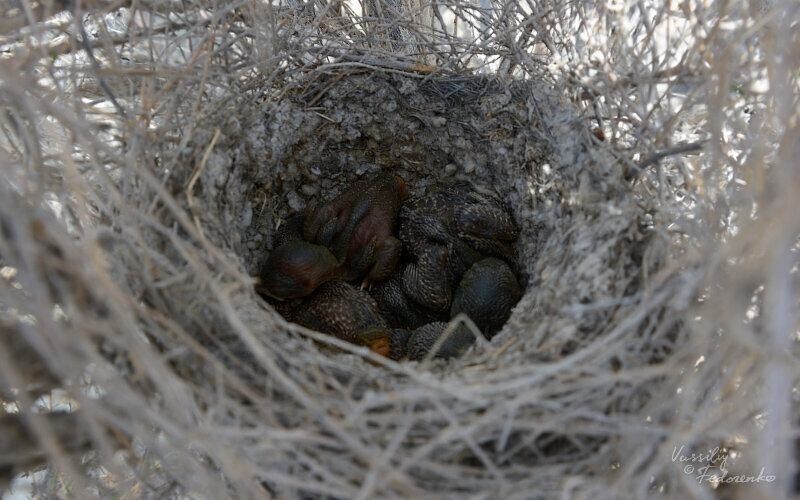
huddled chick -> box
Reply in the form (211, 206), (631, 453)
(304, 173), (407, 287)
(451, 257), (522, 336)
(258, 173), (407, 300)
(257, 214), (341, 299)
(279, 281), (392, 357)
(392, 322), (477, 361)
(371, 181), (522, 356)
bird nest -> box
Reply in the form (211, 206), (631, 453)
(13, 69), (682, 496)
(1, 2), (797, 498)
(207, 71), (659, 365)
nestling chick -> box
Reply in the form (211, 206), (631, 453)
(400, 243), (454, 312)
(285, 281), (392, 356)
(370, 275), (444, 329)
(258, 214), (341, 300)
(404, 322), (477, 361)
(272, 213), (305, 248)
(304, 173), (408, 285)
(396, 181), (518, 312)
(450, 258), (522, 339)
(389, 328), (411, 360)
(399, 180), (518, 265)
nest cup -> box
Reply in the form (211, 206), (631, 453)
(141, 70), (676, 494)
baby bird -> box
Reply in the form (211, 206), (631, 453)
(304, 173), (408, 285)
(400, 244), (454, 312)
(450, 258), (522, 339)
(370, 275), (444, 329)
(258, 214), (341, 300)
(404, 322), (477, 361)
(258, 241), (341, 299)
(396, 181), (518, 312)
(400, 181), (518, 262)
(389, 328), (411, 360)
(272, 213), (305, 248)
(285, 281), (392, 356)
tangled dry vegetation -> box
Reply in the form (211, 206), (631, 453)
(0, 0), (798, 498)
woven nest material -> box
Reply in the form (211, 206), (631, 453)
(1, 1), (798, 499)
